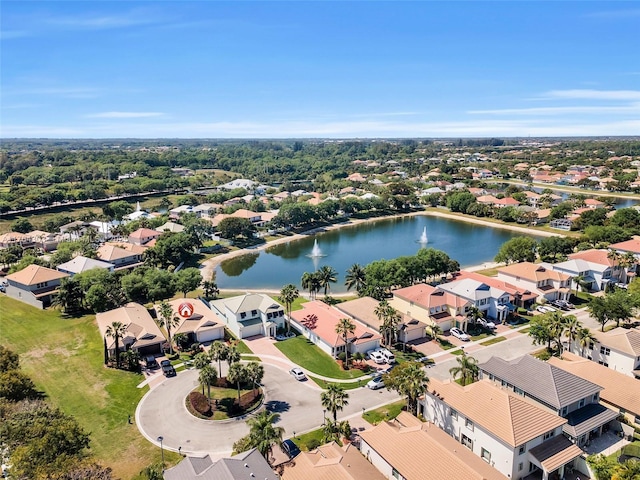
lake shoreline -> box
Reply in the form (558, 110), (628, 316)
(200, 209), (560, 288)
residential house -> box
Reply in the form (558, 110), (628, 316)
(419, 378), (583, 480)
(569, 327), (640, 379)
(359, 411), (509, 480)
(334, 296), (426, 343)
(452, 270), (538, 309)
(56, 255), (115, 276)
(192, 203), (222, 218)
(128, 228), (162, 246)
(549, 352), (640, 427)
(59, 220), (88, 239)
(231, 209), (267, 226)
(164, 448), (278, 480)
(219, 178), (256, 191)
(208, 293), (285, 339)
(0, 231), (29, 249)
(390, 283), (471, 333)
(96, 303), (165, 356)
(479, 355), (618, 447)
(496, 263), (572, 303)
(609, 236), (640, 262)
(155, 221), (184, 233)
(96, 243), (145, 270)
(4, 264), (69, 309)
(552, 249), (628, 292)
(438, 277), (512, 323)
(282, 442), (384, 480)
(290, 300), (381, 358)
(124, 202), (152, 222)
(169, 205), (194, 218)
(156, 299), (225, 345)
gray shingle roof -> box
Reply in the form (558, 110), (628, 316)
(479, 355), (602, 410)
(163, 448), (278, 480)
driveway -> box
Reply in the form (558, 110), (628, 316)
(136, 362), (399, 458)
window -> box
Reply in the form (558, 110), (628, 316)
(392, 468), (402, 479)
(598, 360), (609, 367)
(481, 448), (491, 463)
(592, 393), (599, 402)
(465, 418), (474, 431)
(544, 430), (555, 440)
(251, 310), (257, 316)
(600, 346), (611, 355)
(518, 463), (523, 472)
(450, 408), (458, 420)
(518, 445), (526, 455)
(561, 406), (568, 416)
(461, 434), (473, 450)
(579, 399), (585, 408)
(240, 312), (246, 319)
(634, 415), (640, 425)
(514, 387), (524, 396)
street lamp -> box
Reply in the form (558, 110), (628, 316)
(362, 407), (366, 416)
(322, 409), (326, 425)
(157, 436), (165, 471)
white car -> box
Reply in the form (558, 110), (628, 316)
(450, 327), (470, 341)
(378, 348), (396, 364)
(536, 305), (553, 314)
(289, 367), (306, 381)
(367, 350), (386, 364)
(367, 375), (385, 390)
(477, 318), (496, 329)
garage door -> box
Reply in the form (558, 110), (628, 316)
(197, 328), (224, 343)
(240, 322), (263, 339)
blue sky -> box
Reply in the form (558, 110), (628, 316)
(1, 1), (639, 138)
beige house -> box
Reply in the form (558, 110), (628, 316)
(360, 411), (508, 480)
(155, 299), (225, 345)
(97, 243), (145, 270)
(96, 303), (166, 356)
(497, 262), (572, 303)
(5, 264), (69, 309)
(390, 283), (471, 332)
(282, 442), (384, 480)
(570, 326), (640, 378)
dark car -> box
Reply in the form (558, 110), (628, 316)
(282, 439), (301, 459)
(145, 356), (159, 369)
(162, 363), (176, 377)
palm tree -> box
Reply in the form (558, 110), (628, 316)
(449, 352), (479, 386)
(548, 311), (569, 354)
(245, 361), (264, 400)
(322, 419), (352, 444)
(105, 321), (127, 368)
(375, 300), (401, 346)
(320, 384), (349, 422)
(562, 316), (582, 351)
(426, 323), (442, 341)
(345, 263), (366, 294)
(577, 327), (596, 357)
(209, 341), (229, 373)
(172, 332), (188, 351)
(226, 343), (241, 368)
(202, 280), (219, 300)
(247, 410), (284, 462)
(611, 459), (640, 480)
(279, 284), (299, 335)
(227, 362), (248, 405)
(335, 318), (355, 369)
(199, 365), (218, 407)
(156, 301), (181, 355)
(317, 265), (338, 297)
(386, 362), (429, 416)
(301, 271), (317, 299)
(53, 277), (84, 315)
(467, 306), (483, 328)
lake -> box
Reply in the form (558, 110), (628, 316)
(215, 215), (538, 293)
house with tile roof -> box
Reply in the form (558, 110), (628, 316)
(128, 227), (162, 246)
(192, 203), (223, 218)
(154, 299), (225, 345)
(548, 248), (630, 292)
(56, 255), (115, 276)
(290, 300), (382, 358)
(155, 221), (185, 233)
(390, 283), (471, 332)
(568, 326), (640, 379)
(479, 355), (618, 448)
(438, 277), (512, 323)
(209, 293), (285, 339)
(452, 270), (538, 309)
(282, 441), (384, 480)
(164, 448), (278, 480)
(4, 264), (69, 309)
(334, 296), (426, 343)
(359, 411), (508, 480)
(96, 303), (166, 356)
(549, 352), (640, 427)
(609, 236), (640, 260)
(497, 263), (572, 304)
(96, 243), (145, 270)
(419, 378), (583, 480)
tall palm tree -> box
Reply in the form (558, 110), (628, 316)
(199, 365), (218, 407)
(317, 265), (338, 297)
(375, 300), (401, 346)
(247, 410), (284, 462)
(202, 279), (219, 300)
(156, 301), (181, 355)
(426, 323), (442, 341)
(548, 311), (569, 354)
(53, 277), (84, 315)
(386, 362), (429, 416)
(449, 352), (479, 386)
(226, 343), (241, 368)
(245, 361), (264, 400)
(279, 284), (299, 335)
(562, 316), (582, 351)
(301, 271), (317, 299)
(209, 341), (229, 373)
(345, 263), (366, 294)
(320, 384), (349, 422)
(577, 327), (596, 357)
(227, 362), (248, 404)
(105, 321), (127, 369)
(335, 318), (356, 369)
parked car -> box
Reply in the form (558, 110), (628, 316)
(450, 327), (470, 341)
(162, 364), (176, 377)
(144, 355), (159, 369)
(536, 305), (554, 314)
(367, 374), (385, 390)
(367, 349), (386, 364)
(378, 348), (396, 364)
(289, 367), (307, 381)
(282, 439), (301, 459)
(477, 318), (496, 329)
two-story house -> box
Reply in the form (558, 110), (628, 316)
(128, 228), (162, 246)
(96, 243), (145, 270)
(5, 264), (69, 309)
(452, 270), (538, 310)
(479, 355), (618, 447)
(56, 255), (115, 277)
(390, 283), (471, 333)
(192, 203), (223, 219)
(208, 293), (285, 339)
(438, 277), (511, 324)
(570, 326), (640, 379)
(550, 248), (627, 292)
(419, 378), (583, 480)
(497, 263), (572, 304)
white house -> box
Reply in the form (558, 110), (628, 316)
(208, 293), (285, 339)
(497, 262), (572, 303)
(438, 277), (511, 323)
(570, 326), (640, 379)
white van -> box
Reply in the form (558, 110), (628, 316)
(379, 348), (396, 364)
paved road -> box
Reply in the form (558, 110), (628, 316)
(136, 362), (399, 458)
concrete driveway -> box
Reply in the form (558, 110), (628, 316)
(136, 362), (399, 458)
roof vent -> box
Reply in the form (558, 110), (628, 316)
(245, 463), (249, 467)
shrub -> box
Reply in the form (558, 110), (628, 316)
(306, 439), (321, 450)
(337, 352), (346, 361)
(189, 391), (211, 416)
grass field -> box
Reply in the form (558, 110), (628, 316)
(363, 400), (405, 425)
(310, 376), (369, 390)
(480, 336), (507, 346)
(0, 296), (179, 479)
(274, 336), (365, 380)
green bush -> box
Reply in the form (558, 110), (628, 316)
(307, 439), (321, 450)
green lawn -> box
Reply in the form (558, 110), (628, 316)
(310, 376), (369, 390)
(0, 297), (179, 479)
(274, 336), (365, 379)
(291, 428), (326, 451)
(363, 400), (405, 425)
(480, 336), (507, 346)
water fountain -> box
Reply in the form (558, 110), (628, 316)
(419, 226), (428, 244)
(310, 239), (323, 257)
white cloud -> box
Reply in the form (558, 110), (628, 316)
(468, 104), (640, 116)
(543, 89), (640, 101)
(85, 112), (165, 119)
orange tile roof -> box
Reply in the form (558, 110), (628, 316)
(128, 228), (160, 239)
(393, 283), (469, 310)
(550, 352), (640, 416)
(609, 237), (640, 254)
(359, 412), (508, 480)
(6, 264), (69, 285)
(568, 249), (615, 266)
(498, 262), (570, 283)
(453, 271), (536, 300)
(592, 327), (640, 356)
(427, 379), (566, 447)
